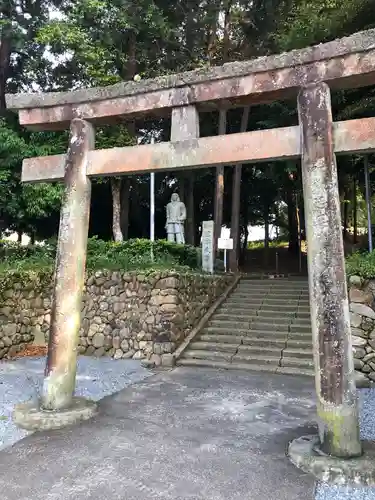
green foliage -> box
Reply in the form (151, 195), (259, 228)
(345, 251), (375, 279)
(0, 118), (64, 238)
(2, 0), (375, 248)
(247, 239), (288, 250)
(0, 238), (199, 274)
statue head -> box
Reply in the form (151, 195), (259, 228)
(171, 193), (180, 202)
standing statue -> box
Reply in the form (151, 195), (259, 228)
(165, 193), (187, 244)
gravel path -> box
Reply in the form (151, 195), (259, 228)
(0, 356), (151, 451)
(315, 388), (375, 500)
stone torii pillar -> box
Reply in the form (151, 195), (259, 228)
(299, 82), (361, 458)
(288, 83), (375, 486)
(13, 118), (98, 430)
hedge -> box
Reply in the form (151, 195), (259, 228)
(0, 237), (199, 273)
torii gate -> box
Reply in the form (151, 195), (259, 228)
(6, 29), (375, 473)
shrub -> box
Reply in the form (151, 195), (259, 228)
(0, 237), (199, 273)
(345, 250), (375, 280)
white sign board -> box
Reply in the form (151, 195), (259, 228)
(201, 220), (214, 274)
(218, 238), (233, 250)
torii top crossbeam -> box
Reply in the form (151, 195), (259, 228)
(6, 29), (375, 131)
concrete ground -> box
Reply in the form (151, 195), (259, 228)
(0, 367), (317, 500)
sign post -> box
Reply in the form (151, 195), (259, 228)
(202, 221), (214, 273)
(218, 238), (234, 273)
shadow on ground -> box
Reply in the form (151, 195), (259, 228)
(0, 367), (317, 500)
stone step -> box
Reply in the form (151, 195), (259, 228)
(224, 298), (310, 307)
(232, 353), (280, 365)
(176, 358), (314, 377)
(290, 323), (311, 333)
(208, 319), (252, 330)
(235, 289), (309, 297)
(199, 333), (246, 344)
(213, 311), (310, 322)
(281, 357), (314, 369)
(176, 358), (281, 373)
(199, 334), (287, 349)
(238, 281), (308, 289)
(237, 345), (282, 357)
(275, 366), (314, 377)
(189, 341), (287, 359)
(219, 304), (310, 315)
(209, 316), (293, 328)
(202, 326), (289, 338)
(283, 347), (313, 359)
(214, 312), (262, 322)
(189, 341), (240, 353)
(285, 338), (312, 349)
(181, 350), (233, 362)
(226, 292), (309, 300)
(247, 321), (294, 331)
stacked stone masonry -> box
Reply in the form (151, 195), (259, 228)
(349, 275), (375, 384)
(0, 270), (232, 365)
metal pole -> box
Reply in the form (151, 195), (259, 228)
(364, 156), (373, 252)
(224, 248), (227, 273)
(150, 137), (155, 261)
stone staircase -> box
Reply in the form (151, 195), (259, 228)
(176, 278), (314, 376)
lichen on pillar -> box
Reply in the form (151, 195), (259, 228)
(42, 118), (95, 411)
(298, 82), (362, 458)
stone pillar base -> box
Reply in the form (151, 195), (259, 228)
(13, 397), (97, 431)
(288, 435), (375, 486)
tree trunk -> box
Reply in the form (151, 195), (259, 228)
(242, 225), (249, 253)
(286, 187), (299, 254)
(111, 178), (123, 242)
(121, 177), (131, 240)
(213, 1), (232, 254)
(230, 106), (250, 272)
(353, 177), (358, 244)
(343, 189), (349, 241)
(0, 30), (11, 111)
(17, 231), (22, 243)
(110, 31), (137, 241)
(213, 110), (227, 252)
(264, 204), (270, 267)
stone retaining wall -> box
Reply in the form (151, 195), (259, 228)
(0, 270), (232, 365)
(349, 276), (375, 385)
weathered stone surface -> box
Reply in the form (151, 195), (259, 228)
(351, 327), (368, 339)
(362, 317), (375, 332)
(353, 346), (366, 359)
(92, 333), (105, 348)
(349, 275), (363, 287)
(354, 358), (364, 370)
(350, 312), (362, 328)
(350, 303), (375, 319)
(349, 287), (372, 304)
(0, 269), (240, 363)
(113, 349), (123, 360)
(363, 352), (375, 363)
(352, 336), (367, 347)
